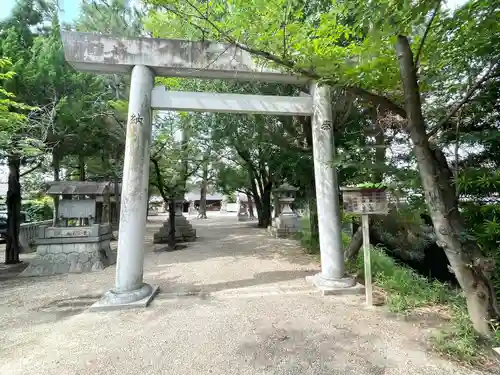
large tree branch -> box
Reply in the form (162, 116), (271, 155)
(151, 139), (170, 159)
(414, 0), (441, 67)
(185, 159), (204, 179)
(344, 87), (407, 118)
(161, 2), (407, 118)
(429, 61), (500, 138)
(151, 157), (171, 203)
(20, 162), (42, 177)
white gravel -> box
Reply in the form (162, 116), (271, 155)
(0, 213), (488, 375)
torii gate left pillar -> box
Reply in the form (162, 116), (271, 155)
(90, 65), (158, 310)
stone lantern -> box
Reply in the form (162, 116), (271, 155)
(268, 183), (301, 238)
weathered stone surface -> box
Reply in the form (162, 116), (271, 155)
(269, 184), (301, 238)
(38, 245), (48, 255)
(50, 244), (63, 254)
(92, 261), (104, 271)
(269, 214), (301, 238)
(67, 252), (79, 264)
(21, 239), (116, 277)
(69, 261), (83, 273)
(78, 252), (90, 264)
(151, 88), (313, 116)
(61, 32), (307, 84)
(153, 216), (196, 243)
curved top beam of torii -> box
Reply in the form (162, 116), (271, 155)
(61, 31), (310, 85)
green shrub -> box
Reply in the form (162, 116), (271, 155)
(22, 196), (53, 221)
(297, 215), (351, 255)
(297, 216), (319, 254)
(350, 246), (499, 363)
(461, 203), (500, 299)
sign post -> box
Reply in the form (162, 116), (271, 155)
(341, 186), (389, 306)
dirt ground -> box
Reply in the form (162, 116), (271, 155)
(0, 213), (490, 374)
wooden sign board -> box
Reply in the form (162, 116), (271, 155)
(341, 188), (389, 215)
(340, 187), (389, 308)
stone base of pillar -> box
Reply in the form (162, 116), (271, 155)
(89, 283), (160, 311)
(306, 273), (364, 296)
(237, 213), (249, 221)
(268, 213), (301, 238)
(153, 215), (196, 243)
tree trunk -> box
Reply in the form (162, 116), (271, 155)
(301, 115), (320, 242)
(250, 181), (272, 228)
(168, 199), (176, 248)
(198, 162), (208, 219)
(396, 35), (499, 337)
(5, 155), (22, 264)
(248, 195), (255, 218)
(306, 179), (319, 242)
(258, 184), (272, 228)
(344, 226), (363, 261)
(180, 127), (190, 188)
(78, 154), (86, 181)
(52, 149), (60, 226)
(372, 110), (386, 184)
(146, 190), (151, 222)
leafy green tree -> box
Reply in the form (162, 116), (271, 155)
(149, 113), (202, 246)
(0, 1), (49, 263)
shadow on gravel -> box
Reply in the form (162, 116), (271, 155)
(37, 294), (102, 320)
(154, 269), (316, 298)
(0, 261), (29, 283)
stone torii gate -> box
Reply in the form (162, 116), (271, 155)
(61, 32), (360, 310)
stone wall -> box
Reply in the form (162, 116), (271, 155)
(22, 240), (116, 276)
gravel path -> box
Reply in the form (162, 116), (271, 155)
(0, 213), (488, 375)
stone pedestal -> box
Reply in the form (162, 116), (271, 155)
(220, 198), (228, 212)
(153, 200), (196, 243)
(237, 201), (249, 221)
(188, 201), (197, 215)
(21, 224), (116, 276)
(269, 212), (301, 238)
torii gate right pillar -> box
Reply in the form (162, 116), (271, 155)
(306, 83), (362, 295)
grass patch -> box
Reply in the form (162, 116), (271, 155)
(297, 216), (500, 365)
(349, 247), (450, 312)
(431, 299), (485, 364)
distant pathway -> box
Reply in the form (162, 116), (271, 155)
(0, 213), (486, 375)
